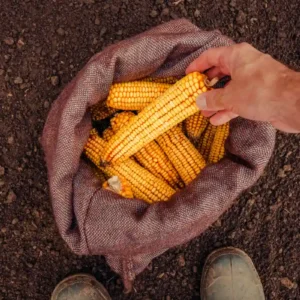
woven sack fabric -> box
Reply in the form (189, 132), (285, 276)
(42, 19), (276, 290)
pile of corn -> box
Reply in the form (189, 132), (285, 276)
(83, 72), (230, 204)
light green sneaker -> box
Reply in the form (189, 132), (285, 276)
(51, 274), (112, 300)
(201, 247), (265, 300)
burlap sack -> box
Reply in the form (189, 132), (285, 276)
(42, 19), (276, 290)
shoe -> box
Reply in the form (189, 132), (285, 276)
(201, 247), (265, 300)
(51, 274), (112, 300)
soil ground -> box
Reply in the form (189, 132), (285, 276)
(0, 0), (299, 299)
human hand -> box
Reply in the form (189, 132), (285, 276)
(186, 43), (300, 133)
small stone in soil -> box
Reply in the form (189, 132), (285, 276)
(17, 38), (25, 48)
(230, 0), (236, 7)
(0, 166), (5, 176)
(14, 77), (23, 84)
(271, 16), (277, 21)
(236, 11), (247, 24)
(277, 168), (286, 178)
(278, 31), (287, 38)
(6, 190), (17, 203)
(44, 101), (50, 109)
(150, 10), (158, 18)
(100, 27), (107, 37)
(182, 279), (188, 287)
(280, 277), (296, 289)
(178, 254), (186, 267)
(4, 54), (11, 62)
(194, 9), (200, 18)
(12, 218), (18, 225)
(95, 17), (100, 25)
(3, 37), (15, 45)
(51, 76), (59, 86)
(162, 8), (169, 16)
(7, 136), (14, 144)
(283, 164), (292, 172)
(57, 28), (65, 36)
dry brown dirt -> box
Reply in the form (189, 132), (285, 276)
(0, 0), (299, 299)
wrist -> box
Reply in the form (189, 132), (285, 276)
(276, 68), (300, 132)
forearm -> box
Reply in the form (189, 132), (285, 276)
(279, 70), (300, 132)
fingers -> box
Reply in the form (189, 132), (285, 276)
(186, 46), (232, 74)
(201, 110), (216, 118)
(209, 110), (239, 125)
(205, 67), (226, 80)
(196, 89), (227, 111)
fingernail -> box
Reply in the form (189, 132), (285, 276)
(196, 94), (207, 110)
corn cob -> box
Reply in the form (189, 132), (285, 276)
(111, 112), (184, 189)
(110, 112), (136, 132)
(103, 176), (133, 198)
(178, 122), (184, 132)
(143, 77), (179, 84)
(102, 128), (115, 142)
(156, 126), (206, 184)
(90, 101), (118, 121)
(103, 72), (209, 164)
(134, 142), (184, 189)
(198, 123), (218, 161)
(106, 81), (171, 111)
(185, 111), (209, 143)
(208, 122), (230, 163)
(84, 129), (175, 203)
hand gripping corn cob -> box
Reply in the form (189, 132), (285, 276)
(102, 176), (133, 198)
(84, 129), (175, 203)
(103, 72), (209, 164)
(156, 126), (206, 185)
(208, 122), (230, 163)
(110, 112), (184, 189)
(185, 111), (209, 144)
(106, 81), (171, 111)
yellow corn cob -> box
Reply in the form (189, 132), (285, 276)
(102, 128), (115, 142)
(134, 142), (184, 189)
(103, 176), (133, 198)
(106, 81), (171, 111)
(156, 126), (206, 184)
(208, 123), (230, 163)
(110, 112), (136, 133)
(111, 112), (184, 189)
(84, 129), (175, 203)
(178, 122), (184, 132)
(185, 111), (209, 143)
(90, 101), (118, 121)
(103, 72), (209, 164)
(143, 77), (179, 84)
(198, 123), (218, 161)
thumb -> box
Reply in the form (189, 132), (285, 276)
(196, 89), (227, 111)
